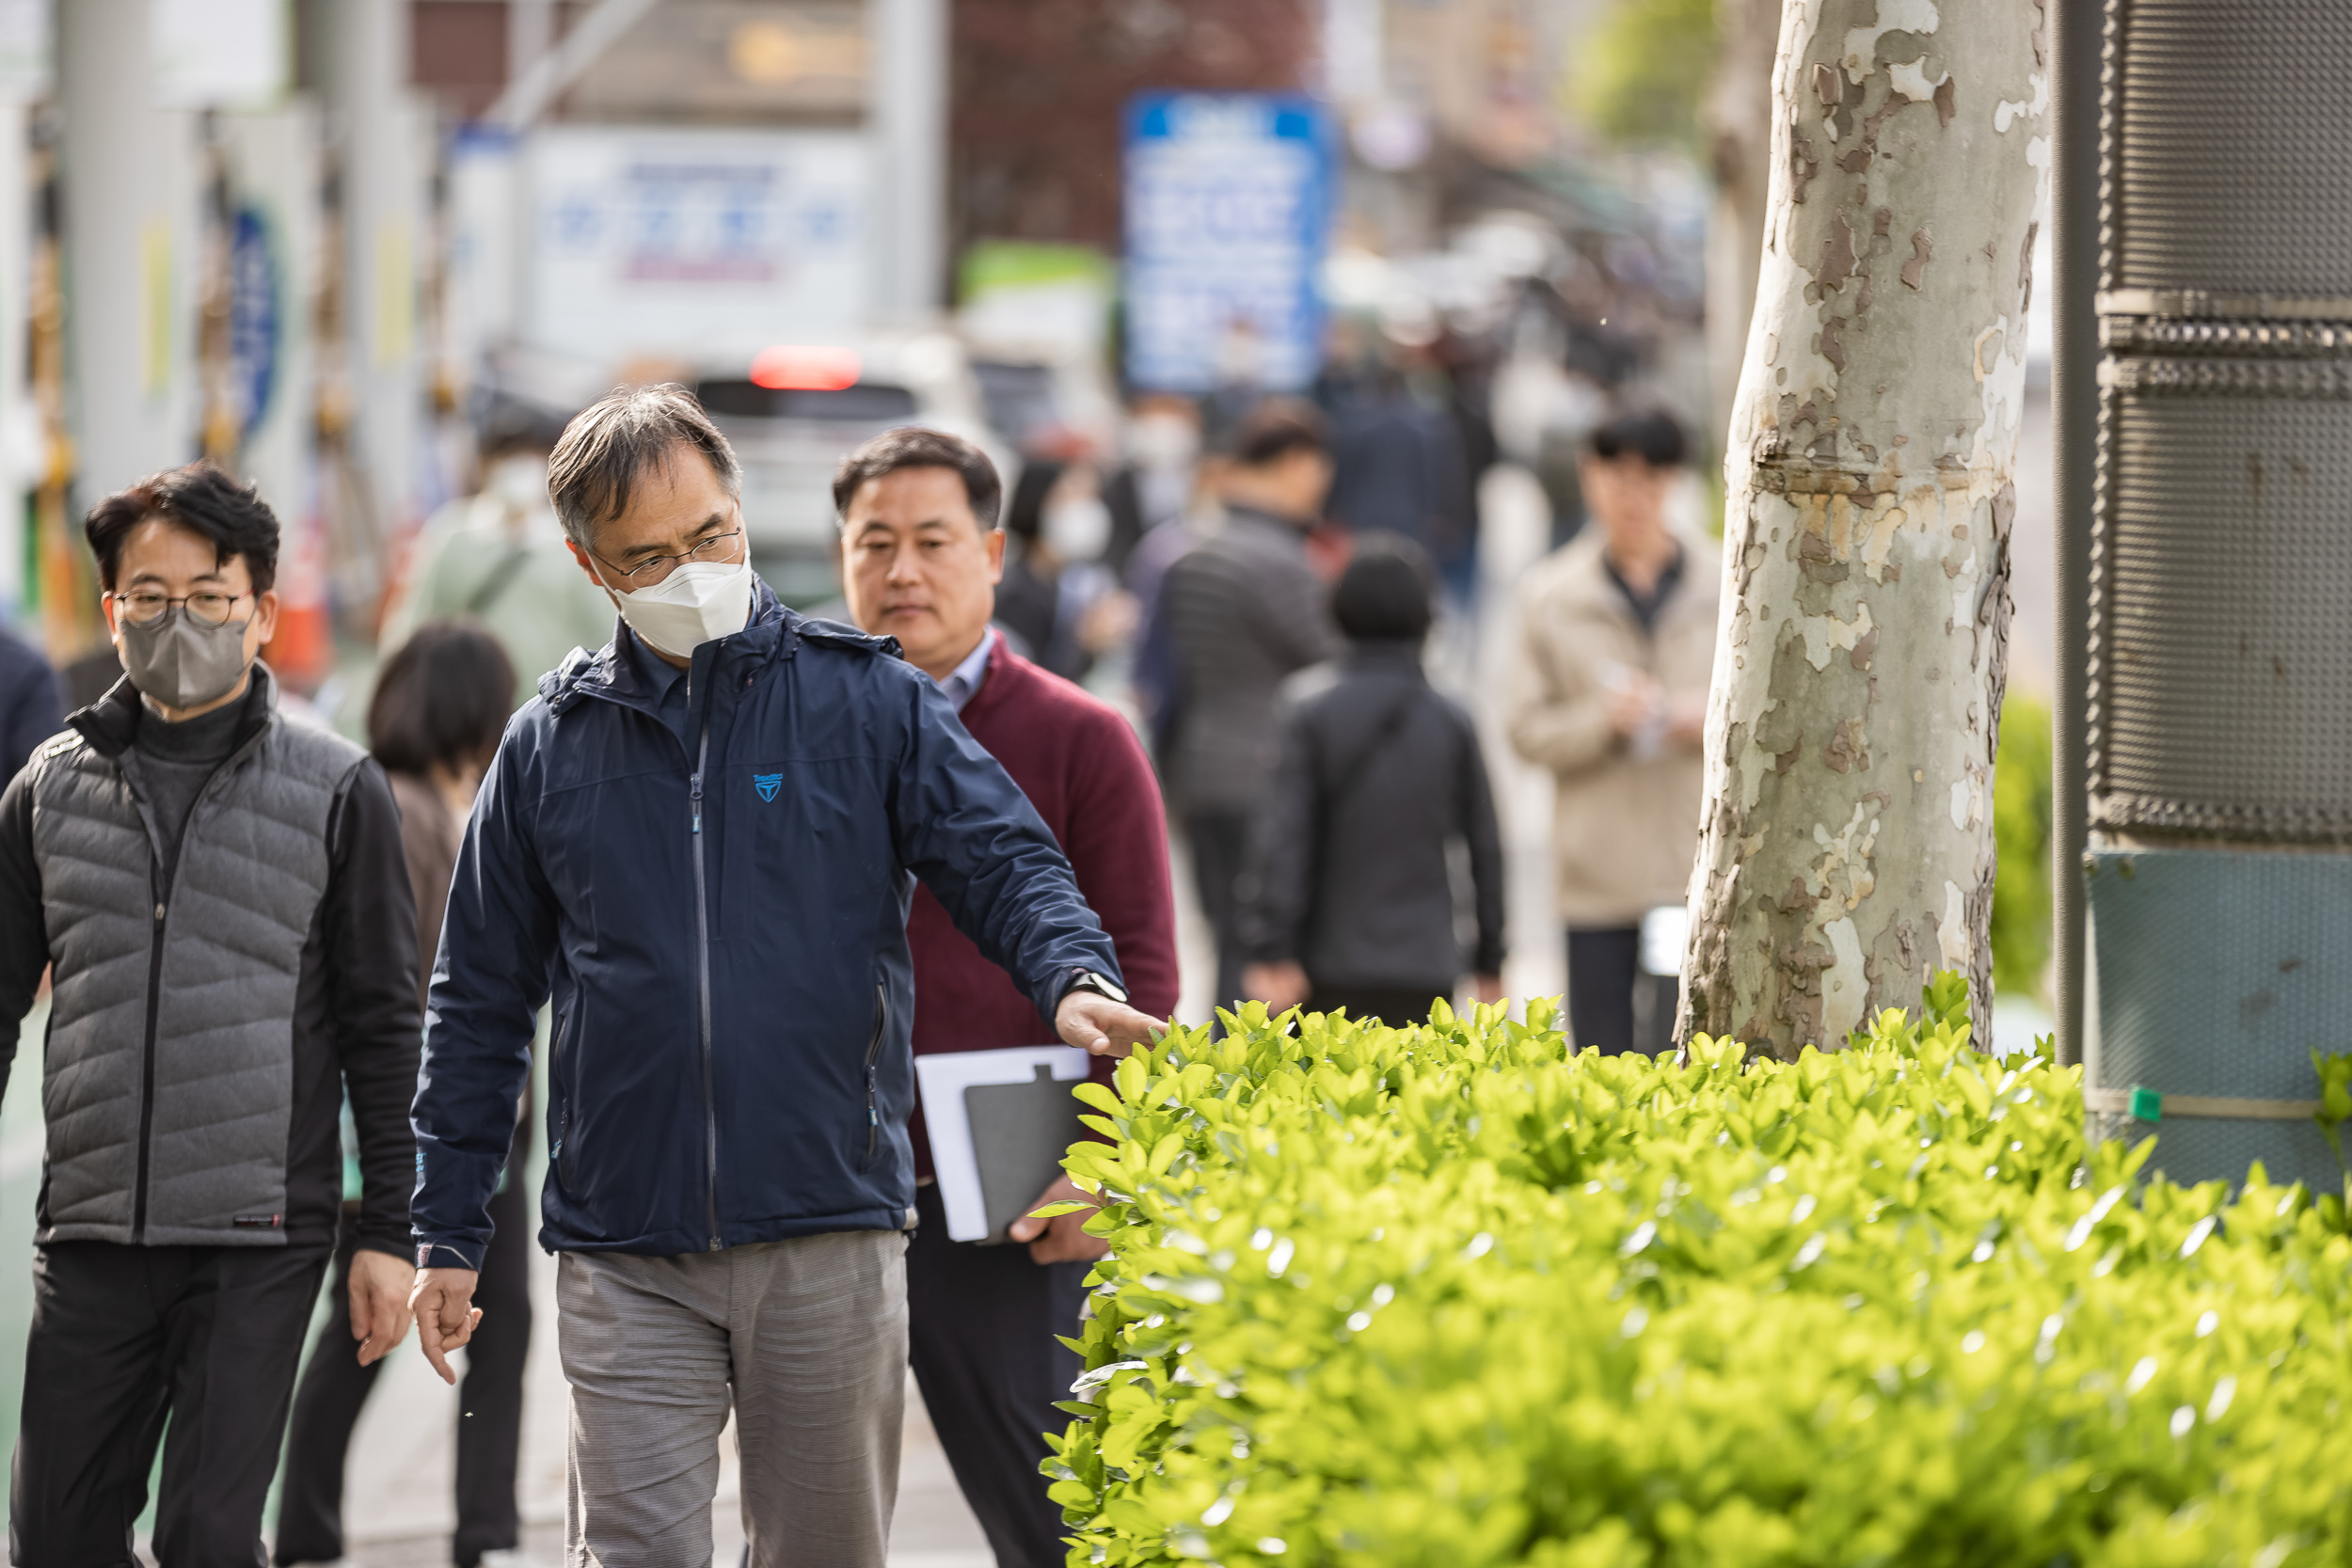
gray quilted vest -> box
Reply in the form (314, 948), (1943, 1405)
(28, 679), (368, 1245)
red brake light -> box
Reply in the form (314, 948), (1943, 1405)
(748, 345), (862, 391)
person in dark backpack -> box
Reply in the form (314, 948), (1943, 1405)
(1239, 535), (1505, 1027)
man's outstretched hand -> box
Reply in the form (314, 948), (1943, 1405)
(348, 1248), (418, 1367)
(408, 1266), (485, 1386)
(1055, 990), (1164, 1058)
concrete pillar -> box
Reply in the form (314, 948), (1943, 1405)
(221, 103), (330, 687)
(0, 97), (28, 617)
(870, 0), (946, 318)
(58, 0), (191, 505)
(315, 0), (422, 562)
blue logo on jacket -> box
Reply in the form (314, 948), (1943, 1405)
(753, 772), (782, 802)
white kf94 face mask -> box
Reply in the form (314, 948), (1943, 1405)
(599, 557), (754, 660)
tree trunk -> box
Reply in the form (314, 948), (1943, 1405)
(1703, 0), (1782, 455)
(1678, 0), (2045, 1055)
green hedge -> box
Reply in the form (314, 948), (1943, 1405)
(1045, 981), (2352, 1567)
(1993, 691), (2054, 1001)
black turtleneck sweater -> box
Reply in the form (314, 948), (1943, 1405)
(133, 693), (246, 887)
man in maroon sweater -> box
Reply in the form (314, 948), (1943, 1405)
(835, 427), (1180, 1567)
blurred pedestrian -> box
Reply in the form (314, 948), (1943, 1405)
(994, 457), (1134, 684)
(1506, 410), (1719, 1054)
(1325, 361), (1472, 584)
(835, 427), (1179, 1568)
(0, 623), (61, 783)
(1120, 399), (1212, 764)
(1158, 401), (1343, 1011)
(1240, 536), (1504, 1027)
(379, 406), (614, 706)
(277, 620), (529, 1568)
(0, 463), (421, 1563)
(405, 388), (1162, 1568)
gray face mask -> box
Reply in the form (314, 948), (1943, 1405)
(118, 607), (253, 711)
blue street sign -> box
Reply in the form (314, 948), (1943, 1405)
(228, 205), (278, 437)
(1123, 92), (1333, 395)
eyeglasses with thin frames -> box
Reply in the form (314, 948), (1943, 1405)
(591, 529), (745, 588)
(113, 590), (252, 627)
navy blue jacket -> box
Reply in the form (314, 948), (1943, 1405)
(409, 585), (1122, 1268)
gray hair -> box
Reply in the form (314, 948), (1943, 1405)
(545, 384), (742, 549)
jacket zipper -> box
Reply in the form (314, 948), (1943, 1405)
(863, 982), (887, 1166)
(691, 719), (720, 1250)
(550, 1006), (575, 1185)
(131, 894), (167, 1240)
(127, 746), (254, 1242)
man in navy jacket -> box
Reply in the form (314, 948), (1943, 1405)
(406, 386), (1162, 1567)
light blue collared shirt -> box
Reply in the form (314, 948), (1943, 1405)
(936, 629), (995, 713)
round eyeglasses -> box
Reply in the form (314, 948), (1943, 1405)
(114, 590), (251, 627)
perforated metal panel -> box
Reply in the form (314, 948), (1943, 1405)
(2090, 0), (2352, 841)
(2106, 0), (2352, 296)
(2086, 848), (2348, 1193)
(2095, 396), (2352, 835)
(2084, 0), (2352, 1187)
(2090, 1112), (2340, 1196)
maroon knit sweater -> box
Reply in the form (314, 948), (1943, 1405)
(907, 634), (1181, 1178)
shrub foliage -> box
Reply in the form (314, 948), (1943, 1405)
(1992, 690), (2054, 1001)
(1046, 979), (2352, 1567)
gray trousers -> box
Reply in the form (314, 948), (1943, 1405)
(557, 1230), (910, 1568)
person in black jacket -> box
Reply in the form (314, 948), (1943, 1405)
(0, 625), (61, 784)
(1240, 535), (1505, 1026)
(0, 463), (421, 1565)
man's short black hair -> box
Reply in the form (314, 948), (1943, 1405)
(368, 618), (516, 779)
(1229, 399), (1329, 469)
(547, 384), (743, 549)
(1332, 532), (1437, 642)
(86, 461), (280, 594)
(832, 426), (1002, 531)
(1590, 408), (1688, 468)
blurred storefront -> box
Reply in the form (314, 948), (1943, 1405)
(0, 0), (1723, 671)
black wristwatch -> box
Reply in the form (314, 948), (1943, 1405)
(1062, 970), (1129, 1006)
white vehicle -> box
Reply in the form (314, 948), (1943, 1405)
(694, 332), (1005, 607)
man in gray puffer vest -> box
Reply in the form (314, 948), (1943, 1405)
(0, 464), (424, 1567)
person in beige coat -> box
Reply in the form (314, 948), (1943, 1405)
(1507, 409), (1720, 1053)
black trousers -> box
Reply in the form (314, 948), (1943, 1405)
(275, 1144), (534, 1568)
(10, 1238), (332, 1568)
(1305, 986), (1440, 1027)
(1566, 927), (1677, 1056)
(906, 1181), (1089, 1568)
(1185, 810), (1253, 1016)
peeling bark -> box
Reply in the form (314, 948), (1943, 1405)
(1678, 0), (2043, 1057)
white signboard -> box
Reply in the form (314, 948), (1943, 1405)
(154, 0), (287, 109)
(0, 0), (45, 99)
(525, 126), (866, 372)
